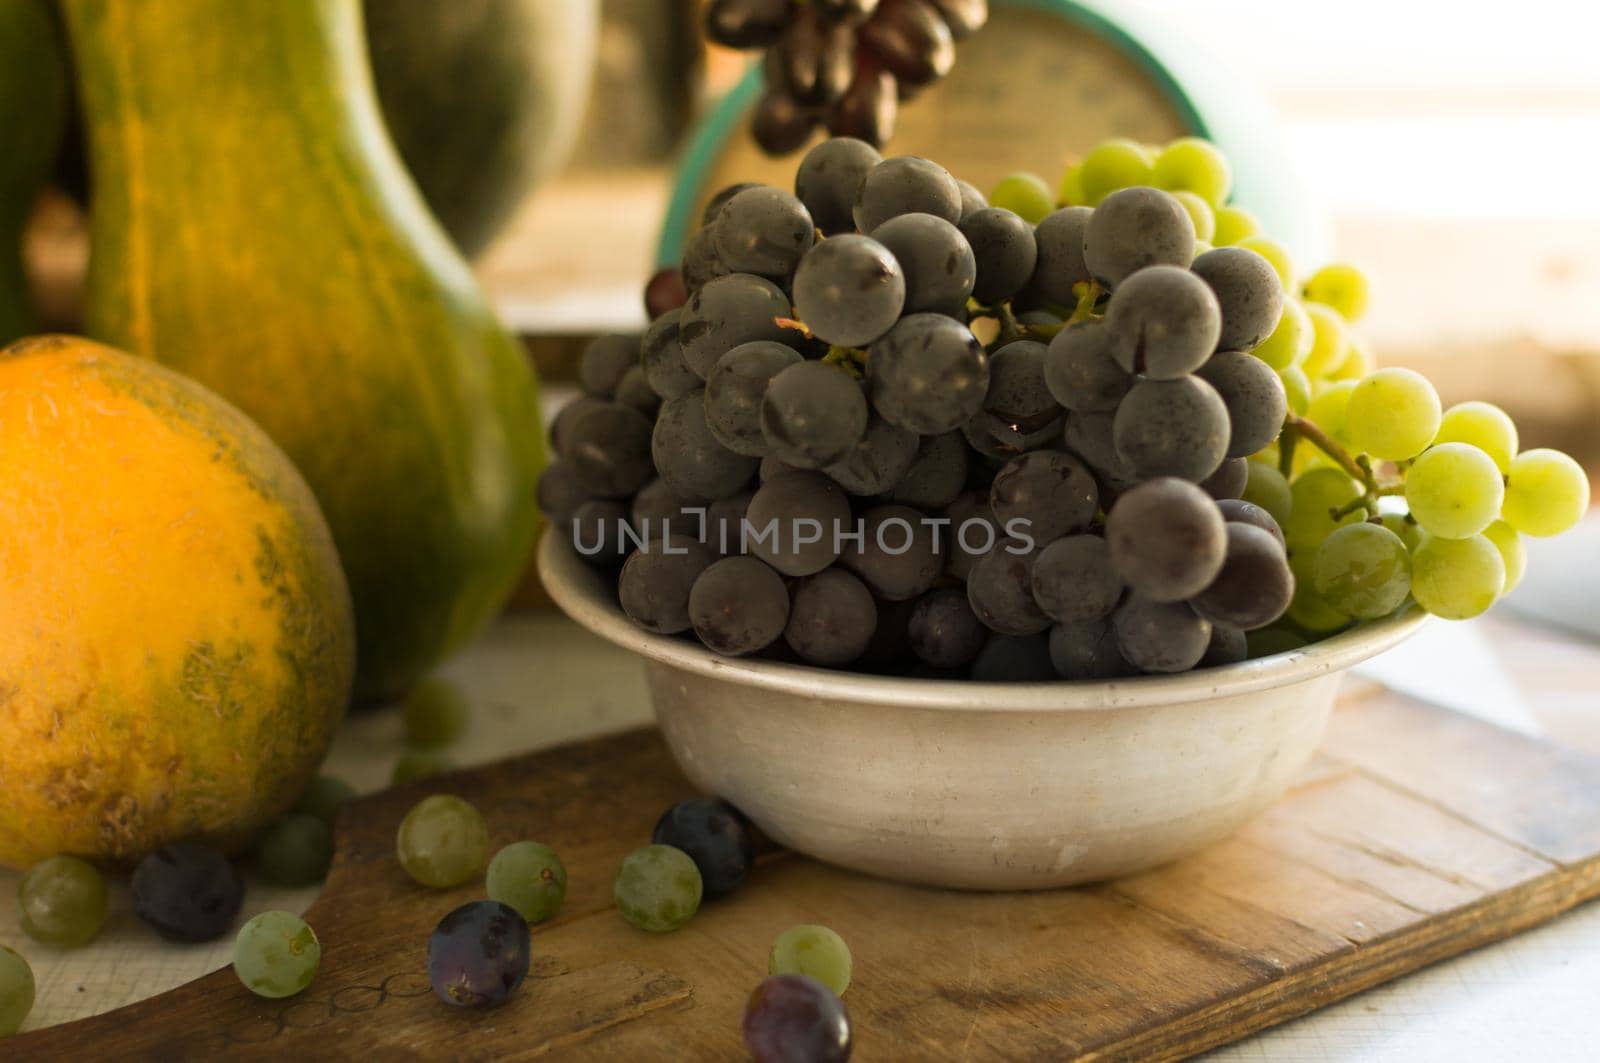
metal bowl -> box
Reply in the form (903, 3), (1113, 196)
(538, 534), (1425, 890)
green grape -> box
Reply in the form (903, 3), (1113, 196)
(1303, 262), (1371, 322)
(769, 924), (853, 996)
(1434, 401), (1518, 474)
(1237, 236), (1295, 291)
(0, 945), (33, 1037)
(1245, 625), (1308, 659)
(1411, 534), (1504, 620)
(1501, 448), (1590, 537)
(1287, 551), (1352, 633)
(1379, 512), (1424, 552)
(486, 841), (568, 924)
(1078, 138), (1153, 206)
(233, 911), (321, 999)
(1313, 522), (1412, 619)
(1300, 302), (1349, 378)
(1252, 298), (1312, 370)
(1284, 467), (1363, 551)
(1482, 520), (1527, 593)
(1057, 162), (1085, 207)
(614, 844), (702, 933)
(1242, 461), (1293, 528)
(1151, 137), (1231, 206)
(1405, 443), (1504, 539)
(255, 813), (335, 887)
(1305, 379), (1358, 449)
(1170, 190), (1216, 242)
(402, 677), (469, 749)
(18, 855), (109, 947)
(1329, 336), (1374, 382)
(393, 749), (455, 784)
(1344, 368), (1441, 460)
(396, 794), (489, 888)
(1212, 204), (1261, 246)
(1278, 365), (1311, 416)
(987, 172), (1054, 224)
(293, 774), (355, 827)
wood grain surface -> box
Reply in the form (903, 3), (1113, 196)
(14, 685), (1600, 1061)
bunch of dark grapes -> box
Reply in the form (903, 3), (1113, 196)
(705, 0), (989, 153)
(540, 133), (1320, 681)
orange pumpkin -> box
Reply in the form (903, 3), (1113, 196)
(0, 335), (355, 868)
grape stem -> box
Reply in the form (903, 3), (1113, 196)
(822, 344), (866, 378)
(1068, 281), (1102, 323)
(774, 316), (813, 339)
(993, 302), (1025, 345)
(1285, 414), (1374, 490)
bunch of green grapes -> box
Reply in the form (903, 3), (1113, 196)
(998, 135), (1590, 645)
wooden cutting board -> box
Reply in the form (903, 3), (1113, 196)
(15, 685), (1600, 1061)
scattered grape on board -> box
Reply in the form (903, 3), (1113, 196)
(539, 134), (1591, 680)
(704, 0), (989, 153)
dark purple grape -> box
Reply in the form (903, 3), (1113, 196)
(131, 842), (243, 943)
(1083, 186), (1196, 288)
(632, 478), (703, 547)
(852, 155), (961, 233)
(619, 537), (715, 634)
(961, 207), (1037, 305)
(1189, 523), (1295, 631)
(1217, 497), (1285, 548)
(982, 340), (1057, 434)
(955, 178), (987, 220)
(858, 0), (955, 88)
(989, 450), (1098, 543)
(760, 360), (870, 467)
(768, 7), (855, 106)
(1191, 246), (1285, 352)
(1043, 320), (1132, 413)
(643, 309), (702, 401)
(569, 499), (633, 567)
(706, 489), (755, 557)
(753, 90), (820, 157)
(1195, 350), (1289, 459)
(566, 401), (655, 499)
(428, 900), (531, 1009)
(706, 340), (805, 457)
(907, 586), (987, 668)
(653, 391), (760, 501)
(680, 273), (795, 380)
(746, 470), (852, 576)
(615, 365), (661, 418)
(1027, 207), (1093, 307)
(549, 395), (606, 458)
(1048, 618), (1135, 679)
(681, 226), (730, 294)
(828, 64), (897, 149)
(706, 0), (792, 48)
(943, 489), (998, 580)
(824, 414), (919, 495)
(817, 0), (881, 21)
(967, 539), (1049, 635)
(1105, 478), (1227, 602)
(1200, 456), (1248, 501)
(535, 459), (593, 526)
(785, 568), (879, 665)
(1112, 376), (1230, 483)
(645, 266), (689, 318)
(743, 974), (853, 1063)
(795, 137), (882, 235)
(1102, 265), (1221, 379)
(792, 234), (906, 348)
(653, 798), (757, 898)
(715, 186), (817, 278)
(690, 556), (792, 655)
(887, 430), (968, 510)
(1112, 594), (1212, 674)
(970, 632), (1055, 681)
(869, 212), (975, 317)
(1031, 534), (1123, 623)
(867, 313), (988, 435)
(1201, 623), (1248, 667)
(841, 504), (943, 600)
(578, 334), (640, 398)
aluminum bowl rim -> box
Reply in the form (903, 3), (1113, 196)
(537, 531), (1426, 713)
